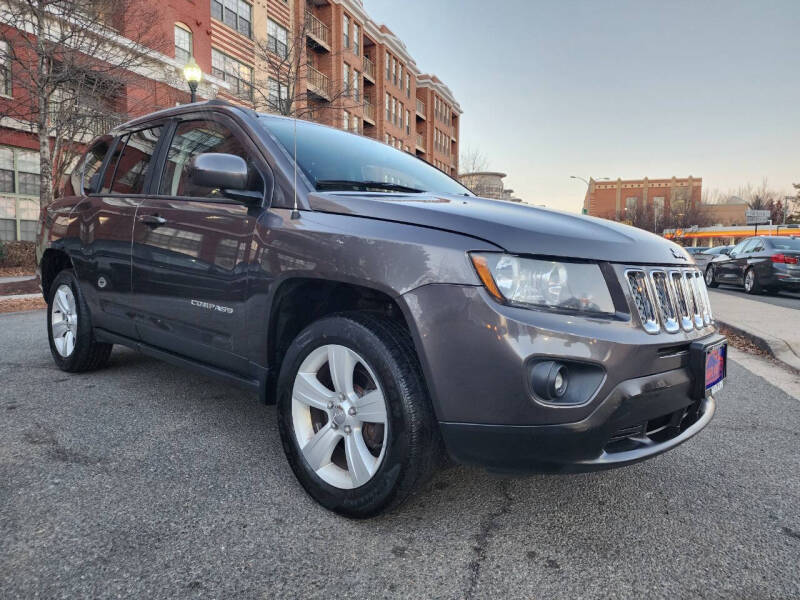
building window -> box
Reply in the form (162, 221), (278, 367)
(385, 52), (390, 80)
(267, 78), (288, 113)
(405, 73), (410, 98)
(0, 146), (39, 197)
(267, 19), (288, 59)
(392, 57), (397, 85)
(399, 66), (403, 90)
(351, 115), (359, 134)
(0, 40), (11, 96)
(343, 63), (350, 96)
(405, 109), (410, 135)
(385, 93), (390, 121)
(398, 102), (403, 127)
(391, 97), (396, 126)
(212, 48), (253, 101)
(174, 24), (192, 65)
(343, 14), (350, 48)
(343, 110), (350, 131)
(352, 70), (360, 101)
(625, 197), (638, 212)
(211, 0), (252, 38)
(353, 23), (360, 56)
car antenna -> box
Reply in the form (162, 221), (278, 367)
(290, 111), (301, 220)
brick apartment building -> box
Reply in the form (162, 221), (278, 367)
(582, 176), (703, 221)
(0, 0), (461, 240)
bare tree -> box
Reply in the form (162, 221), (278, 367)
(458, 145), (488, 175)
(252, 12), (362, 124)
(0, 0), (164, 207)
(620, 188), (709, 236)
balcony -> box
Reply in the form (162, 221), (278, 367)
(363, 99), (375, 124)
(416, 98), (426, 119)
(416, 133), (425, 152)
(363, 55), (375, 83)
(307, 65), (330, 100)
(305, 10), (330, 52)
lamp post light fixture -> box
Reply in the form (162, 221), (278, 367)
(183, 57), (202, 103)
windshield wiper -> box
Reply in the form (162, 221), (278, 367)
(315, 180), (425, 193)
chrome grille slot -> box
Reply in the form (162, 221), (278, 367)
(625, 266), (712, 334)
(650, 271), (679, 333)
(626, 270), (659, 333)
(670, 270), (694, 331)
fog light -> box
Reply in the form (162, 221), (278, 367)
(531, 361), (569, 401)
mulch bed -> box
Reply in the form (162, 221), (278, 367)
(0, 267), (35, 278)
(717, 324), (770, 357)
(0, 297), (46, 313)
(0, 278), (39, 296)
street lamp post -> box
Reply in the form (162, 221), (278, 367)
(570, 176), (609, 214)
(182, 58), (202, 103)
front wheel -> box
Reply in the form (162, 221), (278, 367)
(705, 266), (719, 288)
(47, 270), (112, 372)
(277, 313), (439, 518)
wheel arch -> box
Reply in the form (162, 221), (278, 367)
(264, 276), (427, 405)
(39, 248), (74, 301)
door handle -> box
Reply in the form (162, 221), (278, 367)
(137, 214), (167, 226)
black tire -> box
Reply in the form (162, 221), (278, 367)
(47, 269), (113, 372)
(744, 267), (762, 295)
(705, 266), (719, 288)
(276, 312), (439, 518)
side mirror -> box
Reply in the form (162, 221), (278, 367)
(188, 153), (249, 191)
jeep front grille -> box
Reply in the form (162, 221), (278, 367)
(625, 268), (713, 334)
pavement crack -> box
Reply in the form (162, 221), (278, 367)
(463, 479), (514, 600)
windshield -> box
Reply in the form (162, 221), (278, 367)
(259, 116), (471, 196)
(768, 237), (800, 251)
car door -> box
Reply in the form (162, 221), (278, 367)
(715, 240), (746, 282)
(735, 238), (761, 283)
(131, 114), (269, 375)
(71, 127), (163, 339)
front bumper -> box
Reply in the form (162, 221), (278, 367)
(440, 369), (716, 473)
(400, 282), (722, 472)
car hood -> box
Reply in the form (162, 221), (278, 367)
(309, 192), (693, 265)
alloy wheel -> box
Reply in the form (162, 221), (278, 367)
(51, 284), (77, 357)
(745, 270), (754, 292)
(705, 267), (714, 286)
(291, 344), (388, 489)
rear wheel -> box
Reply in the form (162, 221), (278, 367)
(47, 270), (112, 372)
(743, 268), (762, 294)
(277, 313), (439, 518)
(705, 266), (719, 288)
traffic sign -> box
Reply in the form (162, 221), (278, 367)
(746, 209), (770, 225)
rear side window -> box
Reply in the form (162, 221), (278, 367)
(107, 126), (162, 195)
(80, 140), (110, 194)
(158, 119), (262, 198)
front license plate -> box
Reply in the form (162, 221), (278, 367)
(704, 343), (727, 396)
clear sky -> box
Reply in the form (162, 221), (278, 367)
(364, 0), (799, 212)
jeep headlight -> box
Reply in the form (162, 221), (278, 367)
(470, 253), (615, 315)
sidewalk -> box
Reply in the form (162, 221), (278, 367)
(710, 290), (800, 373)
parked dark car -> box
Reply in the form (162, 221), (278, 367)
(684, 246), (710, 256)
(705, 236), (800, 294)
(693, 245), (732, 270)
(37, 102), (726, 517)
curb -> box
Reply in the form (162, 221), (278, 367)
(0, 293), (42, 301)
(717, 319), (800, 374)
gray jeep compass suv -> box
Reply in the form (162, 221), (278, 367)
(37, 101), (726, 517)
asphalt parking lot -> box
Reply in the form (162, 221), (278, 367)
(710, 285), (800, 310)
(2, 310), (800, 599)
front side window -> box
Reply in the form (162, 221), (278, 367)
(267, 19), (288, 58)
(260, 116), (471, 196)
(212, 0), (252, 38)
(159, 119), (262, 199)
(174, 24), (192, 64)
(212, 49), (253, 101)
(108, 127), (162, 195)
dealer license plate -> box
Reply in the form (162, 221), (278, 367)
(705, 343), (727, 396)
